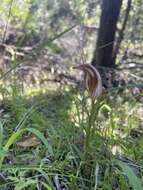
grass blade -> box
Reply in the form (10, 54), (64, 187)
(41, 181), (53, 190)
(26, 128), (53, 156)
(94, 162), (99, 190)
(4, 130), (24, 151)
(0, 121), (3, 149)
(15, 179), (37, 190)
(0, 129), (24, 169)
(38, 169), (55, 190)
(38, 24), (78, 49)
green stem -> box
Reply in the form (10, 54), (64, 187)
(84, 97), (104, 153)
(84, 101), (96, 151)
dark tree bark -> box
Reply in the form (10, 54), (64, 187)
(92, 0), (123, 67)
(113, 0), (132, 64)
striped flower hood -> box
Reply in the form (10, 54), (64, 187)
(73, 64), (102, 100)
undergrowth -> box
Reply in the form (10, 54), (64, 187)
(0, 86), (142, 190)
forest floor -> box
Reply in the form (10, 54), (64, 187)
(0, 28), (143, 189)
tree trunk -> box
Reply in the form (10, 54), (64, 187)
(92, 0), (123, 67)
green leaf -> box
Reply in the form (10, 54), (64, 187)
(100, 104), (112, 113)
(26, 128), (53, 156)
(116, 160), (143, 190)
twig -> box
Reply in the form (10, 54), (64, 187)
(113, 0), (132, 61)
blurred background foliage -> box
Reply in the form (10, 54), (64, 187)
(0, 0), (142, 62)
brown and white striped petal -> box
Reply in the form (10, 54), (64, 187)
(73, 64), (102, 100)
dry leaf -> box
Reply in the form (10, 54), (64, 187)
(73, 64), (102, 100)
(17, 135), (41, 147)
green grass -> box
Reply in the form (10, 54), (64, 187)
(0, 87), (142, 190)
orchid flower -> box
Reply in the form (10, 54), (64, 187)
(73, 64), (102, 100)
